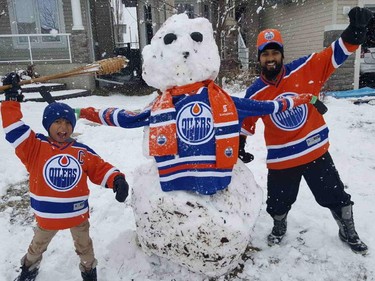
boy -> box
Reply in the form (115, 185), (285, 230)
(1, 73), (129, 281)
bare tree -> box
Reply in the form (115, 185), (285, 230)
(210, 0), (246, 85)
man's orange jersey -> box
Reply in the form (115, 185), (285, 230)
(1, 101), (122, 230)
(242, 38), (358, 169)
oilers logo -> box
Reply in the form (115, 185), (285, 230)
(176, 101), (214, 145)
(271, 92), (308, 131)
(264, 31), (275, 41)
(157, 134), (167, 146)
(43, 154), (82, 192)
(225, 147), (233, 158)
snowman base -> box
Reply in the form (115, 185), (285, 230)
(131, 160), (263, 277)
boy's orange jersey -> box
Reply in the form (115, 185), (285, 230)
(242, 38), (358, 169)
(1, 101), (122, 230)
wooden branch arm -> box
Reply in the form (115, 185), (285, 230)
(0, 56), (128, 92)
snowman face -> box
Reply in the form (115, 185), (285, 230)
(142, 13), (221, 92)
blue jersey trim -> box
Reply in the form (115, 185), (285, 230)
(267, 127), (329, 160)
(30, 198), (89, 214)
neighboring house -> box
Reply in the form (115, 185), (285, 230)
(241, 0), (375, 91)
(124, 0), (175, 51)
(174, 0), (211, 20)
(172, 0), (245, 75)
(0, 0), (115, 90)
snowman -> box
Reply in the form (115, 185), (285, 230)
(77, 13), (316, 277)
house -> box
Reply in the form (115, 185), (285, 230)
(1, 0), (373, 92)
(0, 0), (116, 90)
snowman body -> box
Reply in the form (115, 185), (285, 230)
(130, 13), (263, 277)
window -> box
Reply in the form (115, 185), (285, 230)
(9, 0), (64, 45)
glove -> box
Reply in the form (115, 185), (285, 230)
(348, 7), (373, 28)
(310, 96), (328, 115)
(341, 7), (373, 45)
(238, 135), (254, 163)
(113, 175), (129, 202)
(289, 94), (328, 115)
(2, 72), (24, 102)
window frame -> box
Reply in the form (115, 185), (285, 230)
(7, 0), (66, 49)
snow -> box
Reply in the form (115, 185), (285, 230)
(132, 159), (263, 277)
(0, 93), (374, 280)
(1, 9), (374, 281)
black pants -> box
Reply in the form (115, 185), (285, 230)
(266, 152), (352, 217)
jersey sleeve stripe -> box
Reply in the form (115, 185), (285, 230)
(100, 167), (119, 186)
(7, 128), (31, 148)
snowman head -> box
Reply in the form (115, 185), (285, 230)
(142, 13), (221, 92)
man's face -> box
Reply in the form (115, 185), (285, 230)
(259, 49), (283, 81)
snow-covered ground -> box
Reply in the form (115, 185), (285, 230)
(0, 90), (374, 281)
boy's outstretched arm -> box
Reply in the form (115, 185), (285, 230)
(76, 106), (150, 128)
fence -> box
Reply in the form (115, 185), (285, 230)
(0, 33), (72, 64)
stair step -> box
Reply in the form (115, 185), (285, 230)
(21, 82), (67, 93)
(24, 89), (91, 102)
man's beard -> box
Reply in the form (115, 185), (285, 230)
(261, 61), (283, 81)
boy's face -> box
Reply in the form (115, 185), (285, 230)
(48, 118), (73, 143)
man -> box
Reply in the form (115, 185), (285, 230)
(239, 7), (373, 255)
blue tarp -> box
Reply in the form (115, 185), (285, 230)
(325, 87), (375, 99)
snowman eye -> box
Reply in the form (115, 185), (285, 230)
(164, 33), (177, 45)
(190, 32), (203, 42)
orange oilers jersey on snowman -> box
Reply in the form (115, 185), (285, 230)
(242, 38), (359, 169)
(1, 101), (122, 230)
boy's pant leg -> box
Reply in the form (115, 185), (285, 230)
(24, 224), (58, 267)
(70, 220), (96, 271)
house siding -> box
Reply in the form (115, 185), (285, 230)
(0, 0), (10, 34)
(259, 0), (333, 61)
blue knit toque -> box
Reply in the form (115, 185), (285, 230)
(42, 102), (76, 133)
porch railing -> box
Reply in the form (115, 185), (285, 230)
(0, 33), (72, 64)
